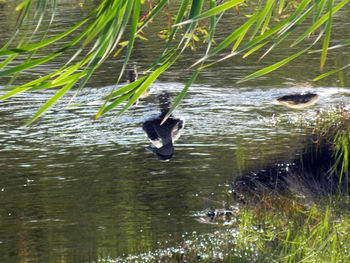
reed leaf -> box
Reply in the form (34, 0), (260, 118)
(237, 47), (309, 83)
(179, 0), (204, 52)
(25, 77), (79, 126)
(250, 0), (275, 39)
(313, 63), (350, 81)
(174, 0), (244, 27)
(137, 0), (169, 33)
(191, 12), (260, 68)
(0, 13), (92, 57)
(161, 70), (199, 125)
(118, 0), (141, 83)
(291, 0), (348, 47)
(117, 55), (176, 117)
(320, 0), (333, 71)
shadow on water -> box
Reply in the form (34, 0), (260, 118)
(230, 133), (350, 206)
(142, 92), (184, 161)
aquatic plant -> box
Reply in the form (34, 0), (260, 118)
(0, 0), (349, 124)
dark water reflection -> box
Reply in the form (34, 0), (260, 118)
(1, 1), (350, 262)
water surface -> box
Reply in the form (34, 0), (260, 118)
(0, 1), (350, 262)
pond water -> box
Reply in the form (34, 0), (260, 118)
(0, 1), (350, 262)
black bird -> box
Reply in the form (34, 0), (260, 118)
(275, 93), (320, 109)
(142, 93), (184, 161)
(127, 66), (137, 83)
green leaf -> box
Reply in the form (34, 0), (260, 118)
(242, 42), (268, 58)
(161, 70), (199, 125)
(174, 0), (244, 27)
(313, 63), (350, 81)
(199, 0), (314, 67)
(118, 56), (175, 117)
(0, 53), (58, 77)
(250, 0), (275, 39)
(25, 77), (78, 126)
(191, 12), (259, 68)
(237, 47), (309, 83)
(291, 0), (348, 47)
(320, 0), (333, 71)
(118, 0), (141, 82)
(137, 0), (168, 33)
(278, 0), (285, 14)
(179, 0), (204, 52)
(0, 13), (92, 57)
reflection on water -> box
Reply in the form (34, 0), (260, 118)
(143, 92), (184, 161)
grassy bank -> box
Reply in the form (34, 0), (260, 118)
(105, 197), (349, 262)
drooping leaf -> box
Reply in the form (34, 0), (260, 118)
(25, 77), (79, 126)
(237, 47), (309, 83)
(313, 63), (350, 81)
(320, 0), (333, 71)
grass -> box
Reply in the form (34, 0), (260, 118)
(105, 197), (349, 263)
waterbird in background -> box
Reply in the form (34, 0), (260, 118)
(127, 65), (150, 104)
(274, 93), (320, 109)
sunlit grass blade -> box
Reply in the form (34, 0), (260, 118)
(320, 0), (333, 71)
(237, 47), (309, 83)
(260, 2), (273, 35)
(206, 0), (217, 55)
(106, 77), (147, 99)
(291, 0), (348, 47)
(0, 70), (58, 100)
(0, 53), (58, 77)
(174, 0), (244, 27)
(242, 42), (268, 58)
(314, 0), (327, 22)
(82, 3), (123, 47)
(313, 63), (350, 81)
(277, 2), (316, 38)
(0, 54), (17, 71)
(161, 70), (199, 125)
(259, 32), (289, 60)
(278, 0), (285, 14)
(191, 12), (259, 68)
(309, 39), (350, 53)
(118, 0), (141, 82)
(162, 0), (189, 55)
(202, 0), (314, 67)
(100, 93), (133, 116)
(25, 77), (79, 126)
(232, 26), (250, 53)
(179, 0), (204, 52)
(0, 12), (93, 57)
(93, 1), (136, 120)
(32, 0), (47, 34)
(250, 0), (275, 39)
(137, 0), (168, 33)
(117, 55), (176, 117)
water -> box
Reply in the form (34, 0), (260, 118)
(0, 1), (350, 262)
